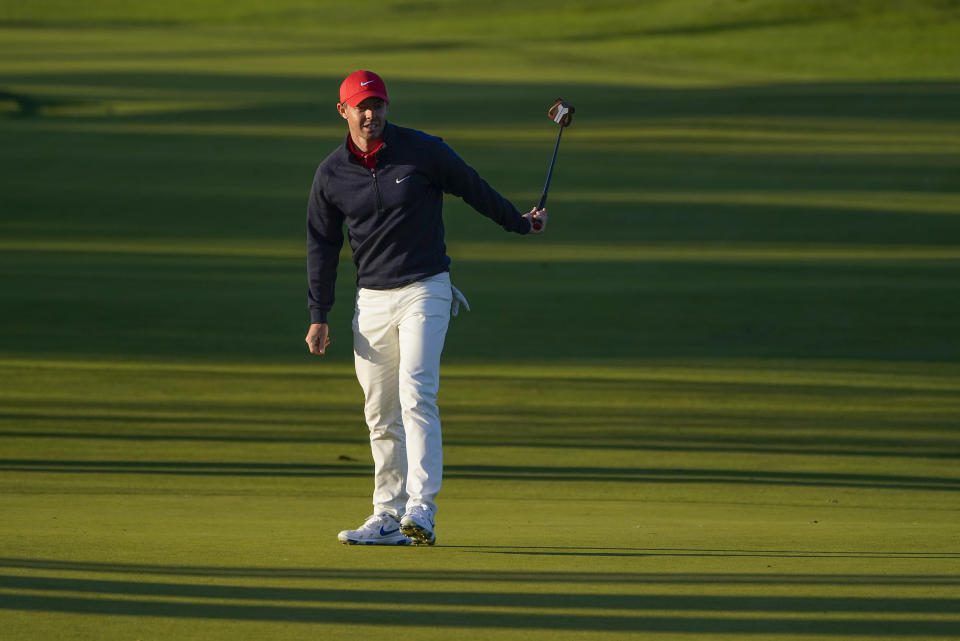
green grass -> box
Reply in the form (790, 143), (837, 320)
(2, 358), (959, 639)
(1, 1), (959, 639)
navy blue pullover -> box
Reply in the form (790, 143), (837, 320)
(306, 123), (531, 323)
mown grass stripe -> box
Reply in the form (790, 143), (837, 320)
(3, 240), (960, 261)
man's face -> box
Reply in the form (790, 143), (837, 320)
(338, 97), (388, 144)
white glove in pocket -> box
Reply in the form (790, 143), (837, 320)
(451, 284), (471, 317)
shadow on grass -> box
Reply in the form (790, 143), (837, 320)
(4, 72), (959, 123)
(4, 427), (956, 459)
(3, 248), (960, 363)
(0, 564), (958, 634)
(462, 547), (960, 560)
(2, 76), (960, 365)
(2, 459), (958, 491)
(4, 557), (960, 583)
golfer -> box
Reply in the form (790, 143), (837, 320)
(305, 70), (546, 545)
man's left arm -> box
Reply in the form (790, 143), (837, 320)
(433, 140), (545, 234)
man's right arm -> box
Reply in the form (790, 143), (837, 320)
(306, 172), (345, 329)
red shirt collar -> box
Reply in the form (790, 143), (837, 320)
(348, 136), (384, 170)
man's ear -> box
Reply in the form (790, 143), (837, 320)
(336, 102), (348, 119)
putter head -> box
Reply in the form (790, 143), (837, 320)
(547, 98), (575, 128)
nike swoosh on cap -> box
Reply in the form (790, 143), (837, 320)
(360, 80), (376, 86)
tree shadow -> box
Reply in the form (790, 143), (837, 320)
(3, 556), (959, 583)
(1, 559), (958, 635)
(453, 546), (960, 560)
(4, 72), (959, 122)
(2, 73), (959, 364)
(1, 459), (958, 491)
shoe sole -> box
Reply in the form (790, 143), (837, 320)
(339, 537), (412, 546)
(400, 522), (436, 546)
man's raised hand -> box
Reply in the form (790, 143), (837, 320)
(524, 207), (547, 234)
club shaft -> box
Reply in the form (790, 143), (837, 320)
(538, 126), (564, 209)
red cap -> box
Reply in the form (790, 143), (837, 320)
(339, 70), (389, 106)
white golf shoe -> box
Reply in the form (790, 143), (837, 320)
(400, 505), (436, 546)
(337, 513), (412, 546)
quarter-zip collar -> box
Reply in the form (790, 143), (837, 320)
(348, 135), (384, 170)
(341, 122), (394, 168)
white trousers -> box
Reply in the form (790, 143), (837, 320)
(352, 272), (452, 517)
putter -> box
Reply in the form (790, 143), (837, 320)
(533, 98), (575, 229)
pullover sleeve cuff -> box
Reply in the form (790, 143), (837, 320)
(310, 309), (329, 324)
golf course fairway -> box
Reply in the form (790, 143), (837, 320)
(1, 1), (958, 639)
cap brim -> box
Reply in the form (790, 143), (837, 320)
(343, 89), (389, 106)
